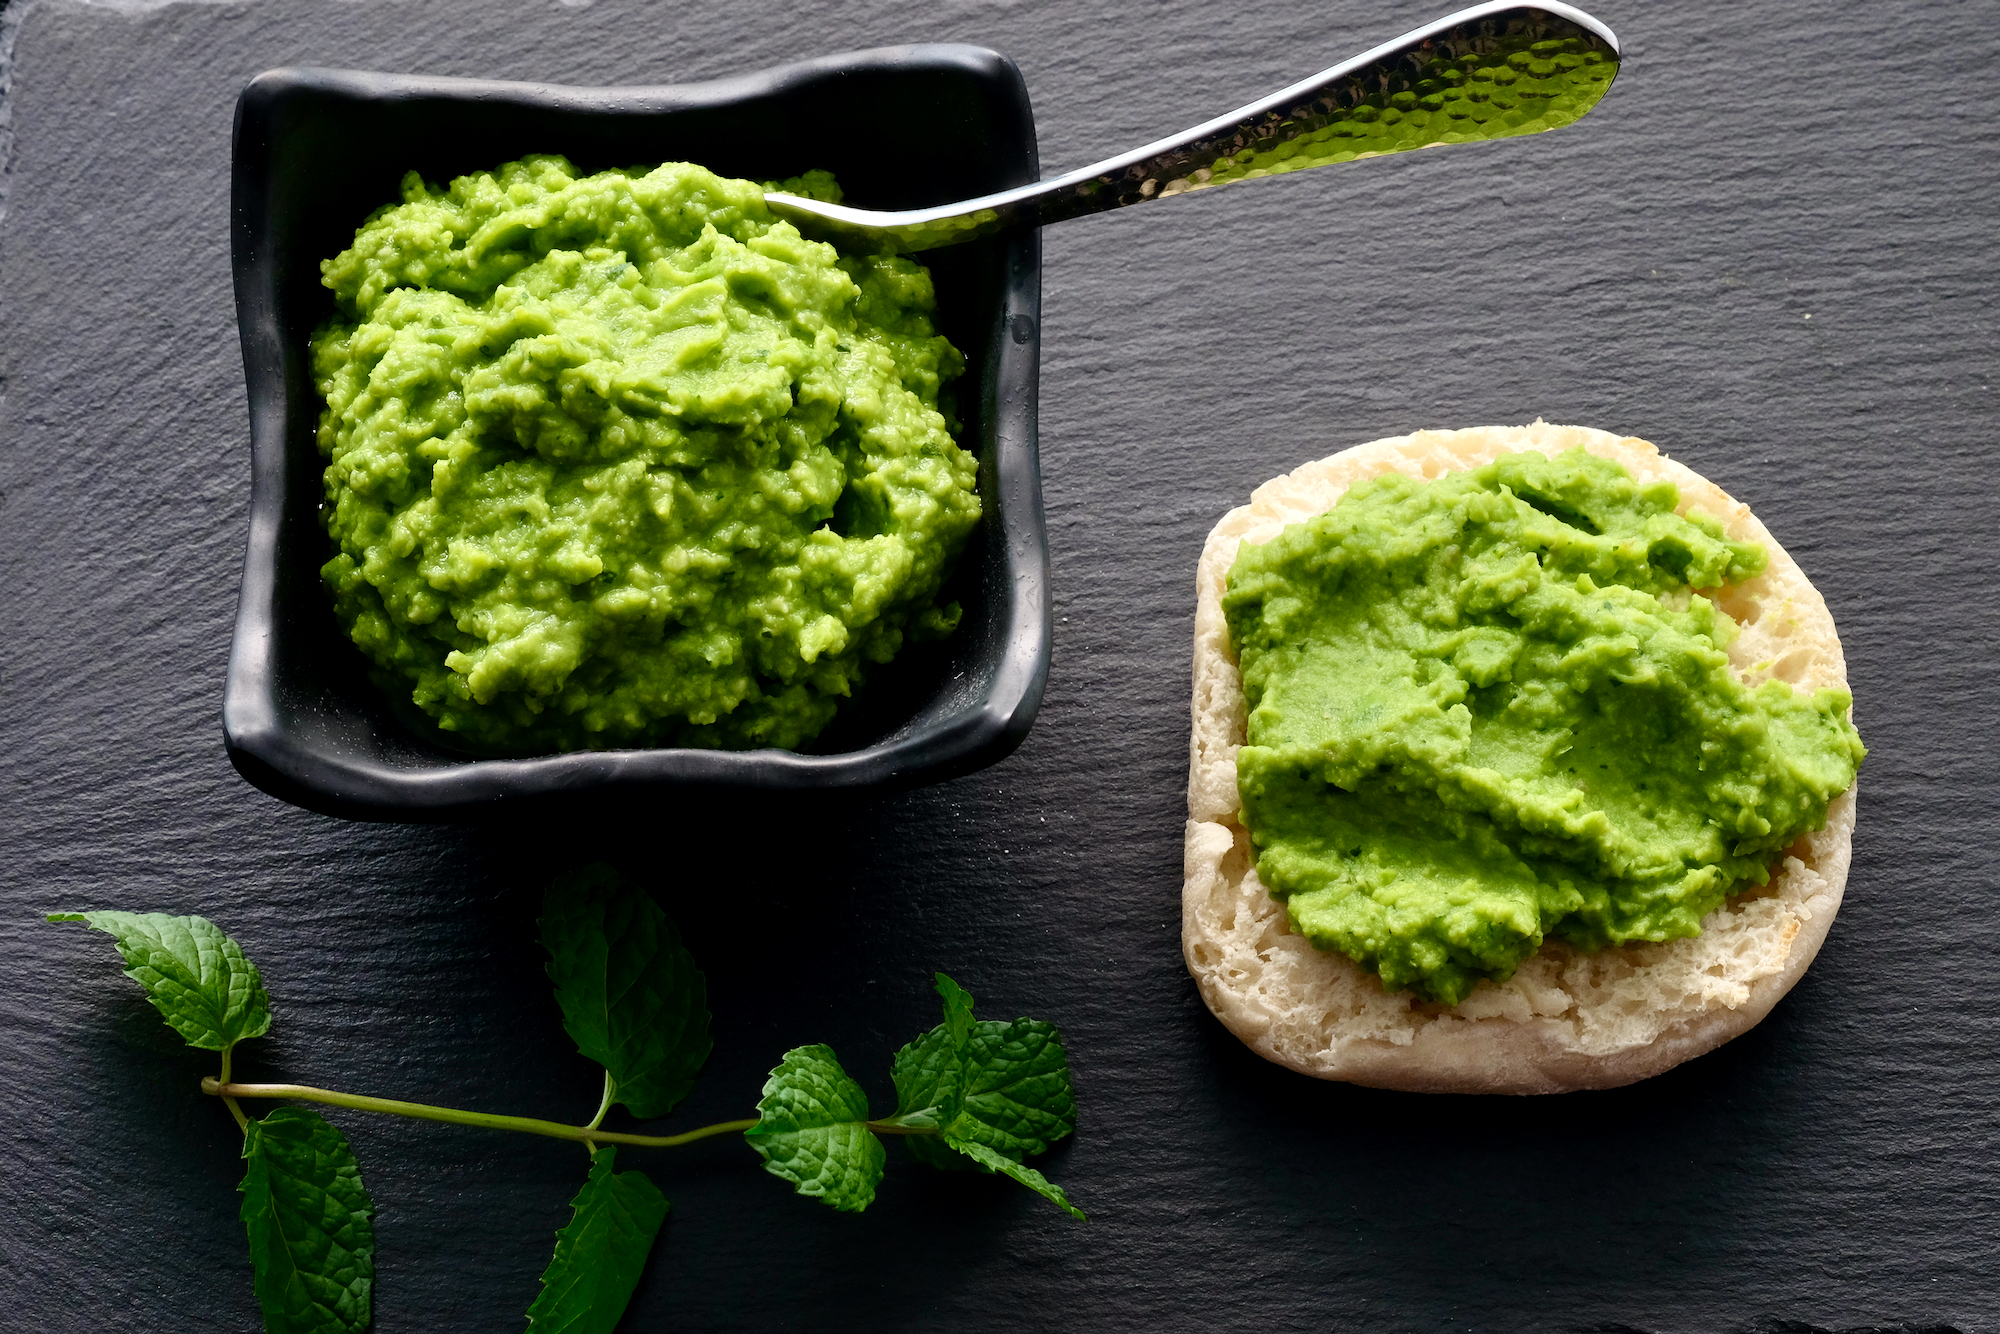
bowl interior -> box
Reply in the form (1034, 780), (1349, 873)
(227, 48), (1046, 818)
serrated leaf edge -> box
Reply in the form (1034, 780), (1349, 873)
(239, 1108), (376, 1334)
(525, 1146), (669, 1333)
(746, 1045), (885, 1212)
(948, 1138), (1086, 1221)
(51, 910), (273, 1052)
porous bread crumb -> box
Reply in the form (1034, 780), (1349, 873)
(1183, 422), (1859, 1094)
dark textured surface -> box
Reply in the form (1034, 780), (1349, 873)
(1, 0), (1994, 1330)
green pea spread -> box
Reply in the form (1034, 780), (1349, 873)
(312, 158), (978, 751)
(1224, 450), (1865, 1005)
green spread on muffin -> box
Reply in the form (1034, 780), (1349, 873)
(1224, 448), (1865, 1005)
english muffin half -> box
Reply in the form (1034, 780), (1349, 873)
(1184, 421), (1859, 1094)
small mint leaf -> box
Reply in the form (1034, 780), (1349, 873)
(936, 972), (974, 1048)
(889, 1025), (959, 1128)
(51, 911), (272, 1052)
(239, 1107), (375, 1334)
(887, 972), (980, 1151)
(948, 1139), (1087, 1222)
(745, 1045), (884, 1212)
(525, 1146), (669, 1333)
(541, 866), (711, 1120)
(889, 1019), (970, 1172)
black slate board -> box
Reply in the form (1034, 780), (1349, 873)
(1, 0), (1994, 1330)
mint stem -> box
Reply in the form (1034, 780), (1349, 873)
(864, 1121), (941, 1136)
(204, 1078), (762, 1148)
(584, 1071), (616, 1146)
(218, 1049), (249, 1133)
(201, 1078), (945, 1147)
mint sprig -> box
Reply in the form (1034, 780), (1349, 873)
(239, 1106), (376, 1334)
(526, 1146), (669, 1333)
(891, 975), (1084, 1219)
(51, 869), (1083, 1334)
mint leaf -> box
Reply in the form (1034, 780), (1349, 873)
(950, 1140), (1087, 1222)
(239, 1107), (375, 1334)
(744, 1045), (885, 1212)
(525, 1146), (668, 1333)
(541, 866), (711, 1119)
(50, 911), (272, 1051)
(891, 975), (1081, 1216)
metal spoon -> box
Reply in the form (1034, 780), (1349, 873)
(765, 0), (1620, 254)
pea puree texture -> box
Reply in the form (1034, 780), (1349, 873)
(311, 158), (978, 751)
(1224, 450), (1866, 1006)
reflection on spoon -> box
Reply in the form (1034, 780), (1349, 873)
(765, 0), (1620, 254)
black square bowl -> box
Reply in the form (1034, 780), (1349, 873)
(224, 47), (1048, 821)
